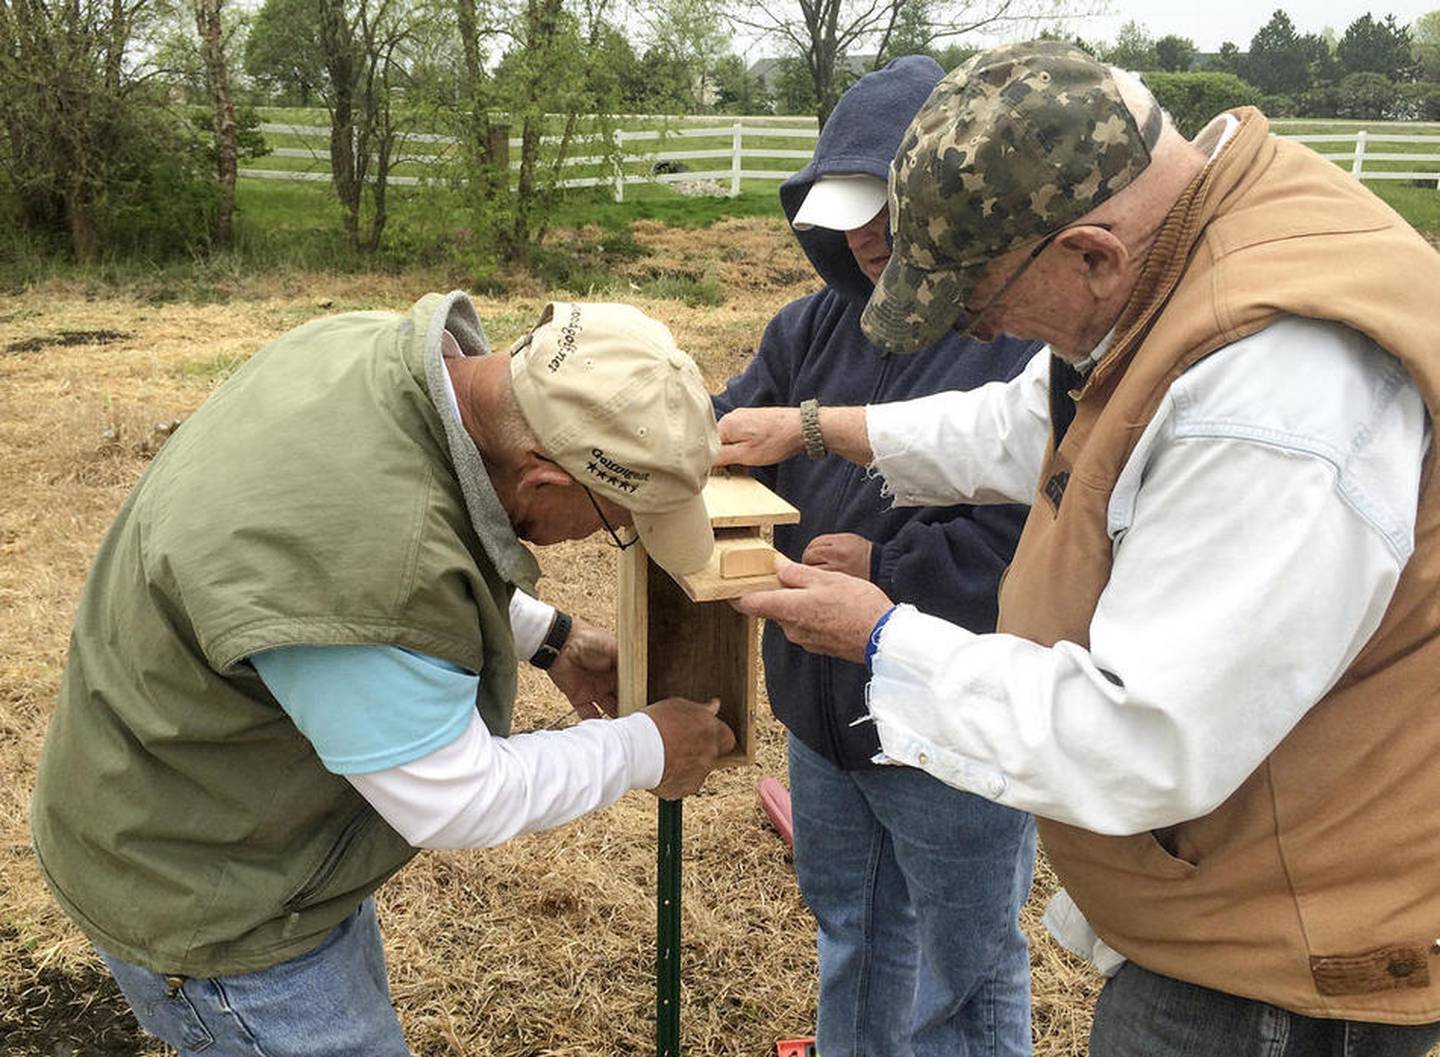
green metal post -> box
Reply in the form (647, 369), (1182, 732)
(657, 797), (682, 1056)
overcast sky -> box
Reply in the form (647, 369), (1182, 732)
(1074, 0), (1436, 51)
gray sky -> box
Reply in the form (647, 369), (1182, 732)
(1076, 0), (1436, 51)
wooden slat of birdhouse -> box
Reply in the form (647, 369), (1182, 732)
(702, 474), (800, 529)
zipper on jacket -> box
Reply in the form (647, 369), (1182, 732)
(284, 810), (375, 911)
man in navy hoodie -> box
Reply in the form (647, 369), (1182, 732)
(713, 56), (1041, 1057)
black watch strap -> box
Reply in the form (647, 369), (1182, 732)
(530, 610), (572, 670)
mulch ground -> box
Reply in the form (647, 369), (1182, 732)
(0, 217), (1107, 1056)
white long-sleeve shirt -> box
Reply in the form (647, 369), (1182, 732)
(864, 318), (1428, 972)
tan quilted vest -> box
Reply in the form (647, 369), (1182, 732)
(997, 108), (1440, 1021)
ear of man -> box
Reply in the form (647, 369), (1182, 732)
(1054, 225), (1131, 304)
(514, 451), (577, 496)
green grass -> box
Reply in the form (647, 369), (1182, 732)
(171, 350), (250, 384)
(1372, 183), (1440, 231)
(638, 273), (725, 306)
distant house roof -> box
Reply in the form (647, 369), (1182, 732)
(747, 53), (878, 93)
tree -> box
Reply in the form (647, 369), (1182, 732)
(1338, 12), (1415, 82)
(476, 0), (628, 261)
(729, 0), (1084, 129)
(713, 53), (772, 112)
(774, 55), (819, 115)
(1155, 34), (1197, 73)
(248, 0), (430, 253)
(193, 0), (240, 246)
(877, 0), (934, 63)
(1105, 20), (1156, 70)
(1247, 10), (1311, 95)
(1416, 9), (1440, 81)
(1212, 41), (1244, 76)
(1337, 70), (1398, 118)
(623, 46), (693, 111)
(244, 0), (325, 105)
(0, 0), (219, 261)
(638, 0), (731, 108)
(1303, 30), (1340, 85)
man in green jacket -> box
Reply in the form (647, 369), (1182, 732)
(31, 292), (735, 1056)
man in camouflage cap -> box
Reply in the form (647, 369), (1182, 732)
(721, 39), (1440, 1057)
(861, 40), (1163, 351)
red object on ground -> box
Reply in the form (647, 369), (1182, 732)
(757, 777), (794, 850)
(774, 1038), (816, 1057)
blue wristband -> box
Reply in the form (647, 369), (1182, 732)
(864, 605), (898, 673)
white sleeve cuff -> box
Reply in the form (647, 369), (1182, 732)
(509, 589), (557, 663)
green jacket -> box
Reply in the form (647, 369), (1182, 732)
(31, 292), (538, 976)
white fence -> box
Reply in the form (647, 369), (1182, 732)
(245, 121), (819, 200)
(242, 122), (1440, 200)
(1279, 130), (1440, 186)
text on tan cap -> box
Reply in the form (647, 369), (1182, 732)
(508, 302), (720, 576)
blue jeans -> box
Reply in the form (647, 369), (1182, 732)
(1091, 961), (1440, 1057)
(788, 734), (1037, 1057)
(99, 898), (410, 1057)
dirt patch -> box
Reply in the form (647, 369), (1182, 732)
(5, 330), (132, 355)
(0, 929), (147, 1057)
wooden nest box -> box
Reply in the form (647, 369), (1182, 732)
(617, 475), (800, 767)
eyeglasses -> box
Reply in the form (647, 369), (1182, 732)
(533, 452), (638, 551)
(583, 485), (638, 551)
(958, 222), (1114, 338)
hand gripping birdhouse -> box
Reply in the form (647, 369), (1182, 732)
(617, 474), (799, 765)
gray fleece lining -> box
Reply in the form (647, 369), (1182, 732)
(421, 290), (541, 593)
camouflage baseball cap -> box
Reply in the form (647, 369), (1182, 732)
(861, 41), (1161, 353)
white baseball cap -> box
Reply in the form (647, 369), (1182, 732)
(509, 302), (719, 577)
(792, 174), (889, 232)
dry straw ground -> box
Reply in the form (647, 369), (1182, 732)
(0, 217), (1100, 1056)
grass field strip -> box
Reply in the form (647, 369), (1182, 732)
(242, 118), (1440, 198)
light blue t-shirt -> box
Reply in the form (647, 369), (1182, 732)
(250, 645), (478, 774)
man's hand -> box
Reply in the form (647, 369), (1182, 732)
(733, 559), (892, 664)
(643, 697), (737, 800)
(802, 532), (873, 581)
(547, 618), (618, 719)
(715, 407), (804, 468)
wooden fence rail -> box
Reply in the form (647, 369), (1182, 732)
(242, 122), (1440, 199)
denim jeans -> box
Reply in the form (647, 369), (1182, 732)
(1091, 961), (1440, 1057)
(99, 897), (410, 1057)
(787, 734), (1037, 1057)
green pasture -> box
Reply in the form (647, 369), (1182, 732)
(242, 113), (1440, 238)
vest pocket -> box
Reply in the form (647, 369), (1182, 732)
(1138, 830), (1199, 879)
(283, 810), (380, 913)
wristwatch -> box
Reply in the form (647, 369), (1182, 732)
(530, 610), (572, 670)
(800, 398), (827, 459)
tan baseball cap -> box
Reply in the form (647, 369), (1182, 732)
(509, 302), (719, 577)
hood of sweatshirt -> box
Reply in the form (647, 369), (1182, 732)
(780, 55), (945, 304)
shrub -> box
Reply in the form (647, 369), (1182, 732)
(1141, 71), (1264, 137)
(1261, 94), (1299, 118)
(1337, 73), (1398, 120)
(1395, 82), (1440, 122)
(1297, 85), (1342, 118)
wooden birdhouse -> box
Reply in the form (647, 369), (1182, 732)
(617, 474), (800, 766)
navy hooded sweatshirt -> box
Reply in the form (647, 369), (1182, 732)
(713, 55), (1041, 770)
